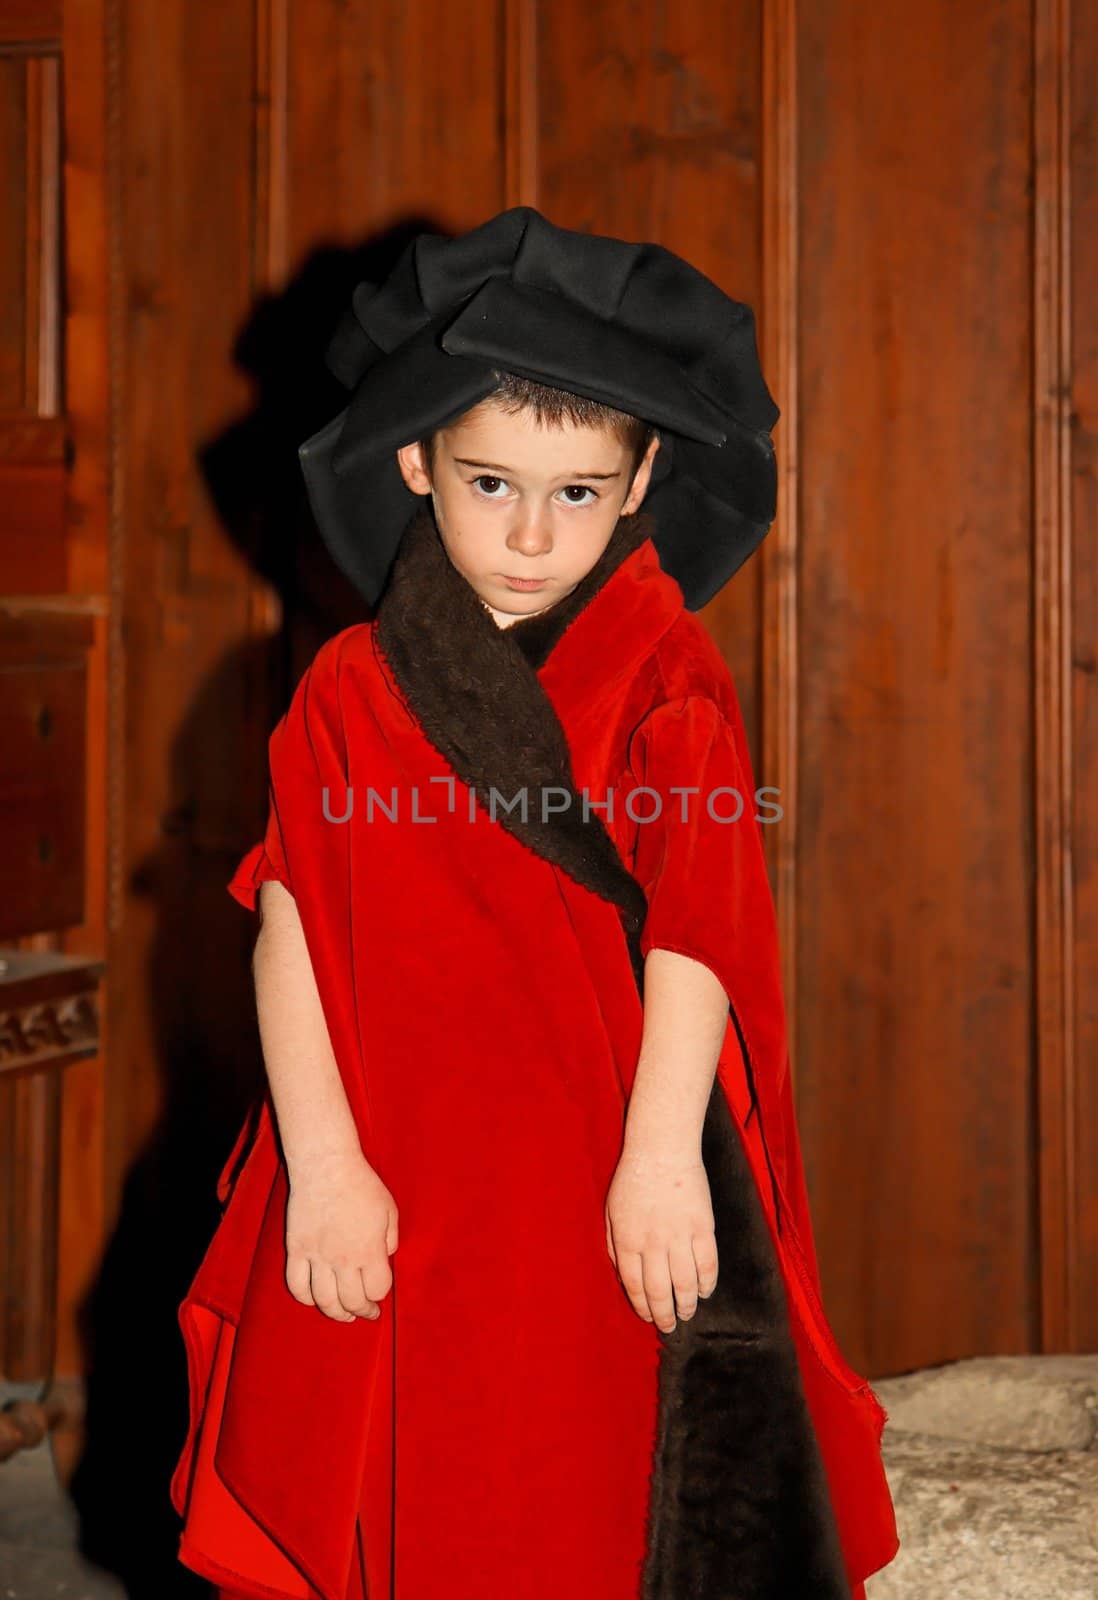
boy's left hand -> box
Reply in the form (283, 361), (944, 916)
(604, 1145), (718, 1333)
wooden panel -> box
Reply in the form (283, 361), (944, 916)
(1, 1065), (61, 1378)
(0, 38), (65, 592)
(0, 467), (66, 585)
(0, 415), (67, 589)
(283, 0), (507, 265)
(27, 53), (62, 414)
(0, 2), (90, 1389)
(0, 945), (106, 1381)
(536, 0), (767, 751)
(796, 2), (1035, 1371)
(0, 48), (60, 416)
(1066, 0), (1098, 1349)
(52, 0), (110, 1384)
(0, 613), (92, 938)
(0, 1), (59, 47)
(759, 0), (800, 1089)
(0, 54), (27, 407)
(109, 0), (265, 1175)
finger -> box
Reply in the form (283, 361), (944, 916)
(641, 1250), (677, 1334)
(668, 1240), (700, 1322)
(605, 1207), (618, 1271)
(358, 1269), (381, 1318)
(336, 1264), (373, 1318)
(362, 1256), (393, 1305)
(616, 1251), (653, 1321)
(386, 1210), (399, 1255)
(285, 1254), (315, 1306)
(694, 1231), (719, 1298)
(310, 1260), (355, 1322)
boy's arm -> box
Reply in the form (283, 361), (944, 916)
(254, 878), (398, 1322)
(606, 947), (727, 1334)
(607, 693), (764, 1332)
(623, 947), (728, 1157)
(254, 878), (361, 1176)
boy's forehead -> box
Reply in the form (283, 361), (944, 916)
(438, 404), (629, 465)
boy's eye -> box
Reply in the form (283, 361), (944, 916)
(472, 475), (509, 498)
(469, 476), (597, 506)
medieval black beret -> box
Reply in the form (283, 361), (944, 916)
(298, 206), (780, 610)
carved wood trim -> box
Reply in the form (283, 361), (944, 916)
(0, 951), (106, 1076)
(504, 0), (538, 208)
(1033, 0), (1076, 1351)
(761, 0), (800, 1076)
(254, 0), (289, 288)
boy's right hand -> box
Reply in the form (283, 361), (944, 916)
(284, 1150), (398, 1323)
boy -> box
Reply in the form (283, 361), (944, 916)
(171, 208), (898, 1600)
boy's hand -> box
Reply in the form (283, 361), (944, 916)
(285, 1149), (398, 1323)
(604, 1144), (717, 1333)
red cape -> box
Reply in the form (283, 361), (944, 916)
(171, 536), (898, 1599)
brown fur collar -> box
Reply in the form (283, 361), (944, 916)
(374, 504), (851, 1598)
(374, 503), (654, 991)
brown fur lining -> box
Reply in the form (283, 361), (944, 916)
(374, 505), (851, 1598)
(375, 504), (653, 991)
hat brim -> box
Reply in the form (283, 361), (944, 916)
(299, 412), (428, 608)
(327, 315), (503, 476)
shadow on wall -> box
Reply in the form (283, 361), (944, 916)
(64, 215), (448, 1600)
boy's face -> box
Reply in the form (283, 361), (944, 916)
(394, 402), (661, 627)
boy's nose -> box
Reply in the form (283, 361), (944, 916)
(506, 511), (554, 557)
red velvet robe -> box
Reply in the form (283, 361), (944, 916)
(171, 534), (899, 1599)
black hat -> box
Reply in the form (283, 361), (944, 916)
(299, 207), (779, 611)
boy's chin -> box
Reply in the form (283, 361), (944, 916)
(476, 577), (578, 628)
(481, 595), (554, 628)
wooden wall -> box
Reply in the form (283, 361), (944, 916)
(797, 3), (1039, 1367)
(7, 0), (1091, 1422)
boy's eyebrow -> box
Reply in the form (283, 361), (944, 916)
(453, 457), (622, 481)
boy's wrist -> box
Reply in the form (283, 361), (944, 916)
(621, 1101), (704, 1162)
(284, 1137), (369, 1186)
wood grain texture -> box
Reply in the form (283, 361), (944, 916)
(1034, 0), (1075, 1353)
(0, 1), (59, 46)
(0, 9), (89, 1383)
(1, 1067), (60, 1377)
(504, 0), (538, 207)
(0, 614), (91, 939)
(0, 53), (28, 408)
(111, 0), (261, 1183)
(761, 0), (800, 1078)
(536, 0), (767, 752)
(1065, 0), (1097, 1351)
(283, 0), (507, 262)
(797, 1), (1037, 1369)
(52, 0), (112, 1383)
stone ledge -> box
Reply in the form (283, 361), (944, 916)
(875, 1353), (1098, 1453)
(867, 1354), (1098, 1599)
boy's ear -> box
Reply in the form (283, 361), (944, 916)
(396, 440), (432, 495)
(622, 432), (661, 515)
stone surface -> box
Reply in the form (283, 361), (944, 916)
(0, 1383), (125, 1600)
(873, 1354), (1098, 1453)
(866, 1354), (1098, 1599)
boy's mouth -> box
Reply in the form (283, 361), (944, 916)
(500, 575), (549, 591)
